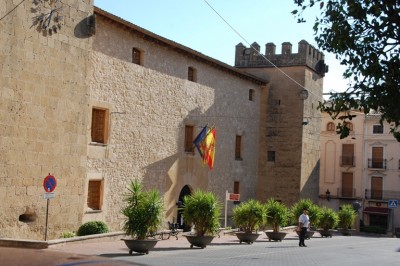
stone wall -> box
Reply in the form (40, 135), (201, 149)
(0, 0), (93, 239)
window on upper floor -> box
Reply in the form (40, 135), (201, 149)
(234, 181), (240, 194)
(184, 125), (195, 153)
(341, 144), (355, 166)
(91, 108), (109, 144)
(373, 125), (383, 134)
(87, 179), (103, 211)
(327, 122), (335, 131)
(188, 67), (197, 82)
(132, 48), (142, 65)
(235, 135), (242, 160)
(267, 151), (275, 162)
(371, 176), (383, 200)
(369, 146), (385, 168)
(249, 89), (255, 101)
(347, 122), (354, 131)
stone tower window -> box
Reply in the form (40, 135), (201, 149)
(132, 48), (141, 65)
(267, 151), (275, 162)
(188, 67), (197, 82)
(235, 135), (242, 160)
(249, 89), (255, 101)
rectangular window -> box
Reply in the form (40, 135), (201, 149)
(373, 125), (383, 134)
(341, 172), (353, 197)
(87, 180), (103, 210)
(188, 67), (196, 82)
(91, 108), (109, 144)
(341, 144), (355, 166)
(132, 48), (141, 65)
(267, 151), (275, 162)
(371, 176), (383, 200)
(249, 89), (255, 101)
(371, 147), (383, 168)
(184, 125), (194, 153)
(234, 181), (240, 194)
(235, 135), (242, 160)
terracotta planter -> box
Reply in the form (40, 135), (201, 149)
(265, 231), (287, 242)
(235, 232), (261, 244)
(184, 235), (214, 249)
(122, 238), (158, 255)
(317, 229), (334, 238)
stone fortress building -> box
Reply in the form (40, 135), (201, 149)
(0, 0), (326, 240)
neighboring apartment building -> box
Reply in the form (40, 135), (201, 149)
(0, 0), (326, 239)
(320, 111), (400, 232)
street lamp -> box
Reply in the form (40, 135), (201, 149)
(325, 189), (331, 201)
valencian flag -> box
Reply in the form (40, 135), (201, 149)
(193, 126), (216, 170)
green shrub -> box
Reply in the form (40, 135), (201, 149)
(59, 231), (76, 238)
(265, 198), (291, 233)
(290, 198), (321, 228)
(233, 199), (266, 233)
(338, 204), (356, 229)
(76, 221), (109, 236)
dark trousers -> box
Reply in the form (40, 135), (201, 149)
(299, 227), (307, 246)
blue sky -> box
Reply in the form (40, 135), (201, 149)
(94, 0), (349, 94)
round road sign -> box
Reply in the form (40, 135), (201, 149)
(43, 174), (57, 192)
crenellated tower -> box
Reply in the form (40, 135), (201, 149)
(235, 40), (328, 206)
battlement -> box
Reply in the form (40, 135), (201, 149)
(235, 40), (328, 76)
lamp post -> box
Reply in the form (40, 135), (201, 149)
(325, 189), (331, 201)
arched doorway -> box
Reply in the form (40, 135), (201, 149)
(177, 185), (191, 231)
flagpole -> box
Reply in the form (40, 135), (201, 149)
(225, 190), (228, 228)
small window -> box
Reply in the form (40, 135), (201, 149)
(234, 181), (240, 194)
(249, 89), (255, 101)
(87, 180), (103, 210)
(267, 151), (275, 162)
(184, 125), (194, 153)
(373, 125), (383, 134)
(235, 135), (242, 160)
(327, 122), (335, 131)
(132, 48), (141, 65)
(188, 67), (196, 82)
(347, 122), (354, 131)
(91, 108), (109, 144)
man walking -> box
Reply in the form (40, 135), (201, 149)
(298, 207), (310, 247)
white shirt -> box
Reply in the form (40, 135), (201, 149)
(299, 213), (310, 228)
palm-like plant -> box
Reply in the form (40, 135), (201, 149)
(233, 199), (266, 233)
(338, 204), (356, 230)
(290, 198), (321, 229)
(182, 190), (221, 237)
(265, 198), (291, 233)
(121, 179), (164, 240)
(317, 206), (339, 231)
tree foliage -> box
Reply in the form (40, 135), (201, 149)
(292, 0), (400, 140)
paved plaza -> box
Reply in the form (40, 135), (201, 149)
(43, 231), (400, 266)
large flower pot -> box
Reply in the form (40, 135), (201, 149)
(235, 232), (261, 244)
(122, 238), (158, 255)
(265, 231), (287, 242)
(184, 235), (214, 249)
(317, 229), (334, 238)
(295, 230), (315, 239)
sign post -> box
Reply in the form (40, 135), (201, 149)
(224, 191), (240, 228)
(389, 199), (398, 236)
(43, 174), (57, 241)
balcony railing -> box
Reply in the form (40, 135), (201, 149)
(367, 159), (387, 169)
(365, 189), (400, 200)
(340, 155), (355, 167)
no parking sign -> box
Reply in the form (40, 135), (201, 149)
(43, 174), (57, 193)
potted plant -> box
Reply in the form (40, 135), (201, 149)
(121, 179), (164, 254)
(338, 204), (356, 236)
(317, 206), (339, 237)
(290, 198), (320, 239)
(264, 198), (291, 241)
(232, 199), (266, 244)
(182, 189), (221, 248)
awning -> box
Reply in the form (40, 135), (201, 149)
(363, 207), (390, 216)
